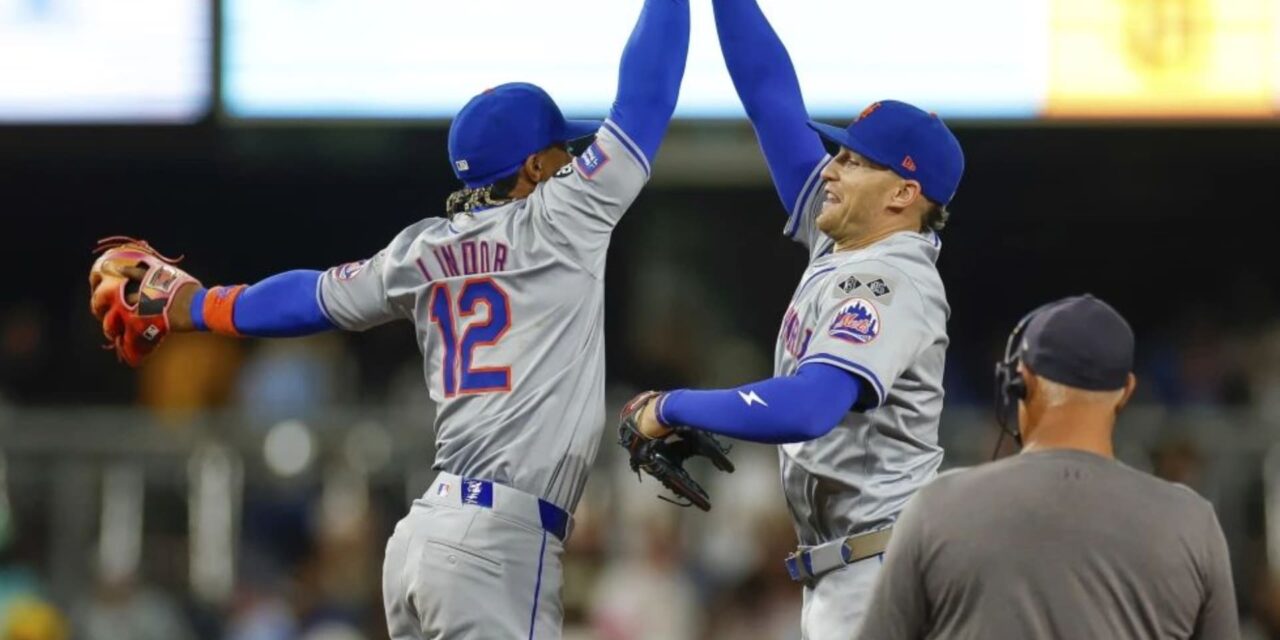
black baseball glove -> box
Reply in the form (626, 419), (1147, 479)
(617, 391), (735, 511)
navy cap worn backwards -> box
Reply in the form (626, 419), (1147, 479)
(807, 100), (965, 205)
(448, 82), (601, 189)
(1021, 295), (1134, 391)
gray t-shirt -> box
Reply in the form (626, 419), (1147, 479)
(317, 120), (649, 512)
(775, 157), (949, 545)
(858, 449), (1239, 640)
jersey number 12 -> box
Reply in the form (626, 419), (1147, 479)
(428, 278), (512, 396)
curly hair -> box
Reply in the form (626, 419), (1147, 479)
(444, 171), (521, 217)
(921, 201), (950, 233)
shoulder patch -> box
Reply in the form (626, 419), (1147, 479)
(828, 298), (880, 344)
(867, 278), (890, 297)
(574, 141), (611, 179)
(834, 271), (896, 303)
(836, 275), (862, 294)
(830, 272), (895, 304)
(334, 260), (367, 281)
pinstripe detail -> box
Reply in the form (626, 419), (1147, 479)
(528, 531), (549, 639)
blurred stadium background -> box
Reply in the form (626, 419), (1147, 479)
(4, 0), (1280, 638)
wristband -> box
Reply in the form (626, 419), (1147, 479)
(202, 285), (246, 336)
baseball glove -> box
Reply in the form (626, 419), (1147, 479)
(617, 391), (735, 511)
(89, 236), (200, 367)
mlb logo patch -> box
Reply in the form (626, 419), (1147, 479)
(461, 478), (493, 508)
(829, 298), (880, 344)
(455, 159), (469, 172)
(574, 142), (611, 179)
(436, 481), (451, 497)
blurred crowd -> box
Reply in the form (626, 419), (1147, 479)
(3, 270), (1280, 639)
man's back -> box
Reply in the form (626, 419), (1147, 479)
(860, 449), (1238, 639)
(320, 123), (648, 512)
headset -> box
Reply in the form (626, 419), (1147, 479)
(991, 302), (1058, 459)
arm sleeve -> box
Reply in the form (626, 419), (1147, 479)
(856, 488), (931, 639)
(607, 0), (690, 165)
(655, 363), (859, 444)
(1191, 503), (1240, 640)
(711, 0), (829, 218)
(201, 270), (336, 337)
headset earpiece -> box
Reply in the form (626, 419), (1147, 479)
(1007, 374), (1026, 400)
(991, 303), (1056, 458)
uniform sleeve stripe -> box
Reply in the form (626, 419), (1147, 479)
(785, 156), (831, 238)
(602, 120), (651, 177)
(314, 272), (338, 327)
(798, 353), (886, 407)
(796, 266), (836, 297)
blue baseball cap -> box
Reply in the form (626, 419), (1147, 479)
(448, 82), (601, 188)
(1022, 295), (1134, 391)
(807, 100), (965, 205)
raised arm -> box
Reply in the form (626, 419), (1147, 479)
(712, 0), (828, 213)
(607, 0), (691, 165)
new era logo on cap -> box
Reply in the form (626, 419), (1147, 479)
(901, 156), (916, 172)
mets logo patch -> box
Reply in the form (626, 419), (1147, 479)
(828, 298), (880, 344)
(574, 142), (610, 179)
(335, 260), (367, 281)
(461, 478), (493, 507)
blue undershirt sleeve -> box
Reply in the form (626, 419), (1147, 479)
(712, 0), (828, 213)
(607, 0), (690, 164)
(235, 270), (335, 337)
(656, 363), (860, 444)
(190, 270), (336, 338)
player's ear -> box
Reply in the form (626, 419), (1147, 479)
(521, 152), (544, 182)
(888, 179), (924, 213)
(1116, 373), (1137, 413)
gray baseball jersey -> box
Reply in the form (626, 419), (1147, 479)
(858, 449), (1239, 640)
(775, 156), (949, 547)
(317, 120), (649, 513)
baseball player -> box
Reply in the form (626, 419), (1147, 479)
(86, 0), (691, 637)
(857, 295), (1239, 639)
(620, 1), (963, 637)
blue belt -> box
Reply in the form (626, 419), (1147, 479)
(428, 473), (571, 541)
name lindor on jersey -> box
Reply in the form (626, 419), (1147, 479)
(423, 239), (511, 281)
